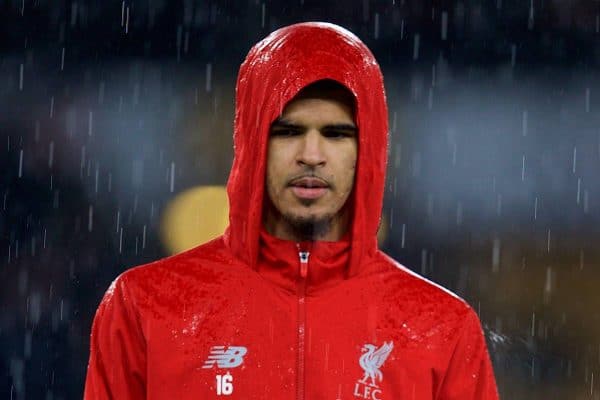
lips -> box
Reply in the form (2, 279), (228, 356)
(289, 177), (329, 200)
(289, 177), (329, 188)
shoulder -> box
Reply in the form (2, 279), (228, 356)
(119, 235), (233, 283)
(367, 251), (477, 341)
(107, 236), (236, 313)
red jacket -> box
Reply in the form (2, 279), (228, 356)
(84, 22), (499, 400)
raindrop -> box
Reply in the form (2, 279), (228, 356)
(18, 149), (23, 178)
(94, 163), (99, 193)
(534, 196), (538, 219)
(585, 88), (591, 112)
(492, 238), (500, 272)
(88, 205), (93, 232)
(88, 110), (93, 136)
(49, 96), (54, 118)
(80, 145), (86, 177)
(374, 13), (379, 39)
(572, 146), (577, 173)
(521, 154), (525, 180)
(70, 2), (79, 26)
(400, 20), (405, 40)
(522, 110), (528, 136)
(121, 1), (125, 26)
(170, 162), (176, 192)
(576, 178), (581, 204)
(413, 34), (420, 60)
(125, 5), (130, 34)
(119, 227), (123, 253)
(261, 3), (266, 28)
(527, 0), (534, 30)
(60, 47), (65, 71)
(547, 229), (551, 253)
(401, 223), (406, 248)
(142, 224), (147, 249)
(206, 63), (212, 92)
(441, 12), (448, 40)
(19, 63), (24, 91)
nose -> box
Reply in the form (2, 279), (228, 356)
(297, 130), (326, 167)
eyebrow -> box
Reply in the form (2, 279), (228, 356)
(271, 117), (358, 133)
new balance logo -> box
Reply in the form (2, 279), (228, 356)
(202, 346), (248, 369)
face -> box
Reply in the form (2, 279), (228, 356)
(264, 91), (357, 241)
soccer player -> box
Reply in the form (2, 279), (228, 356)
(84, 22), (499, 400)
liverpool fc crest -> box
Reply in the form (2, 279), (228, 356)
(353, 341), (394, 399)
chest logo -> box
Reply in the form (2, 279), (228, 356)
(354, 341), (394, 400)
(202, 345), (248, 369)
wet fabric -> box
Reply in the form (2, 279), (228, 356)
(83, 22), (499, 400)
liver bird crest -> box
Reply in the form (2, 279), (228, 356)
(358, 341), (394, 387)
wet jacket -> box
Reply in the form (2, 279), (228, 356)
(83, 22), (499, 400)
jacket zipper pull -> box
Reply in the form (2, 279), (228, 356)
(298, 251), (309, 278)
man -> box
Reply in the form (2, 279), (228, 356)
(84, 22), (499, 399)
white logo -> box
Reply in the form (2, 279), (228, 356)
(353, 341), (394, 400)
(202, 346), (248, 369)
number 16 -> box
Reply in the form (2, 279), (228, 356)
(216, 373), (233, 395)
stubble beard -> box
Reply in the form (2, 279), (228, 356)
(282, 209), (336, 241)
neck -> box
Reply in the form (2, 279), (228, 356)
(263, 206), (350, 242)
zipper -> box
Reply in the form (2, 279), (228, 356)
(296, 247), (310, 400)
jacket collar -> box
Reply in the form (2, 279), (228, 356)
(256, 228), (350, 295)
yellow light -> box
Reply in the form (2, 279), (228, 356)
(161, 185), (229, 255)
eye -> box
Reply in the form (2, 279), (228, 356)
(270, 128), (301, 137)
(322, 130), (355, 139)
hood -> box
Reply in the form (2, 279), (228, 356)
(224, 22), (389, 277)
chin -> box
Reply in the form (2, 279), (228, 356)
(284, 209), (335, 229)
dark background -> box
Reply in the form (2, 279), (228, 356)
(1, 0), (600, 398)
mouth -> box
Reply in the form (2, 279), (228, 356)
(288, 177), (330, 200)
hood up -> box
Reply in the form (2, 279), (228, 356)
(224, 22), (389, 277)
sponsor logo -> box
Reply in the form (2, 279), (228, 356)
(353, 341), (394, 400)
(202, 345), (248, 369)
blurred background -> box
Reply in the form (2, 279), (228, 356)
(1, 0), (599, 398)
